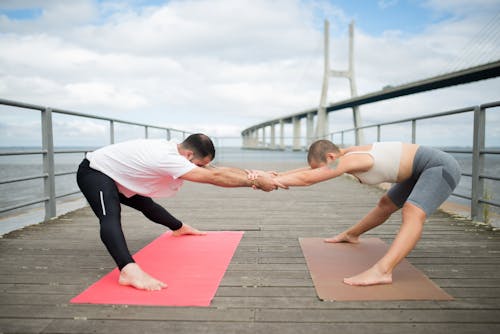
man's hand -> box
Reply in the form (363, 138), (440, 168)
(254, 174), (288, 192)
(245, 169), (278, 180)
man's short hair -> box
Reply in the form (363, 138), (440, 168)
(181, 133), (216, 160)
(307, 140), (340, 165)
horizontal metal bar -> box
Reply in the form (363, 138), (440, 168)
(56, 190), (81, 199)
(444, 149), (472, 154)
(54, 170), (76, 176)
(482, 174), (500, 182)
(0, 173), (47, 184)
(54, 149), (90, 154)
(479, 198), (500, 208)
(481, 101), (500, 109)
(0, 98), (191, 136)
(461, 173), (500, 181)
(0, 97), (46, 111)
(54, 171), (76, 177)
(450, 192), (471, 200)
(481, 149), (500, 155)
(0, 197), (49, 213)
(52, 109), (190, 134)
(333, 107), (475, 134)
(0, 150), (46, 156)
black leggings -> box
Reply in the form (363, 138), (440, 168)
(76, 159), (182, 270)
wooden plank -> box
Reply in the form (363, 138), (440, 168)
(1, 162), (500, 334)
(39, 320), (500, 334)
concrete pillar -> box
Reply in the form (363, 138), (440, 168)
(270, 123), (276, 149)
(278, 120), (284, 150)
(306, 112), (314, 147)
(293, 117), (301, 151)
(251, 130), (258, 148)
(243, 132), (249, 148)
(316, 20), (330, 140)
(262, 126), (266, 148)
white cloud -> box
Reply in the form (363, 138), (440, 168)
(0, 0), (498, 146)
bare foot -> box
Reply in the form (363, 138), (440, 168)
(343, 264), (392, 286)
(172, 223), (206, 237)
(324, 231), (359, 243)
(118, 263), (167, 291)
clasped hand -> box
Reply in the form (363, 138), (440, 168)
(245, 169), (288, 192)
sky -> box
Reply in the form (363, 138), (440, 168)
(0, 0), (499, 147)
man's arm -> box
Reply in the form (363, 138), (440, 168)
(180, 166), (287, 192)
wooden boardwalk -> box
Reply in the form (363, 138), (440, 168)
(1, 161), (500, 334)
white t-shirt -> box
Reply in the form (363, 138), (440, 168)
(86, 139), (197, 198)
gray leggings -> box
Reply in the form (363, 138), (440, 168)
(387, 146), (461, 217)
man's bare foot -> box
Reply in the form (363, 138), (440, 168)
(172, 223), (206, 237)
(324, 231), (359, 243)
(118, 263), (167, 291)
(343, 264), (392, 286)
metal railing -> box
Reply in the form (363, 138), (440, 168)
(0, 98), (192, 222)
(329, 101), (500, 223)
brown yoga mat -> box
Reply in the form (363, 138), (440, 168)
(299, 237), (453, 301)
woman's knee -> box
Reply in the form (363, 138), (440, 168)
(377, 195), (398, 214)
(402, 202), (427, 223)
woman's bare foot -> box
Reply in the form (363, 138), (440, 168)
(324, 231), (359, 243)
(172, 223), (206, 237)
(343, 264), (392, 286)
(118, 263), (167, 291)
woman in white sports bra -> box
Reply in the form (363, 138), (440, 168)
(274, 139), (461, 286)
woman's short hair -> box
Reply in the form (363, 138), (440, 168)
(307, 140), (340, 165)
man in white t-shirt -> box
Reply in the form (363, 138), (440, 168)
(77, 133), (285, 291)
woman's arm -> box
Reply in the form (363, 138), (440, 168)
(274, 153), (372, 187)
(274, 165), (344, 187)
(276, 166), (312, 176)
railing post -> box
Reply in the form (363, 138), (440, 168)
(377, 125), (381, 142)
(471, 105), (485, 222)
(41, 107), (56, 221)
(166, 129), (171, 140)
(145, 126), (149, 139)
(109, 120), (115, 144)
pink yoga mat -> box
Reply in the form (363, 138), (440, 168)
(71, 231), (243, 306)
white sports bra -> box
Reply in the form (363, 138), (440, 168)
(345, 142), (402, 184)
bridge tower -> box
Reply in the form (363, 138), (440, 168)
(316, 20), (363, 144)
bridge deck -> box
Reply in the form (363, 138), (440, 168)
(1, 161), (499, 334)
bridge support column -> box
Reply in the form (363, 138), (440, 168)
(270, 124), (276, 149)
(251, 130), (258, 148)
(306, 112), (314, 147)
(279, 120), (285, 150)
(293, 117), (301, 151)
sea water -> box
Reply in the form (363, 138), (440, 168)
(1, 146), (499, 235)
